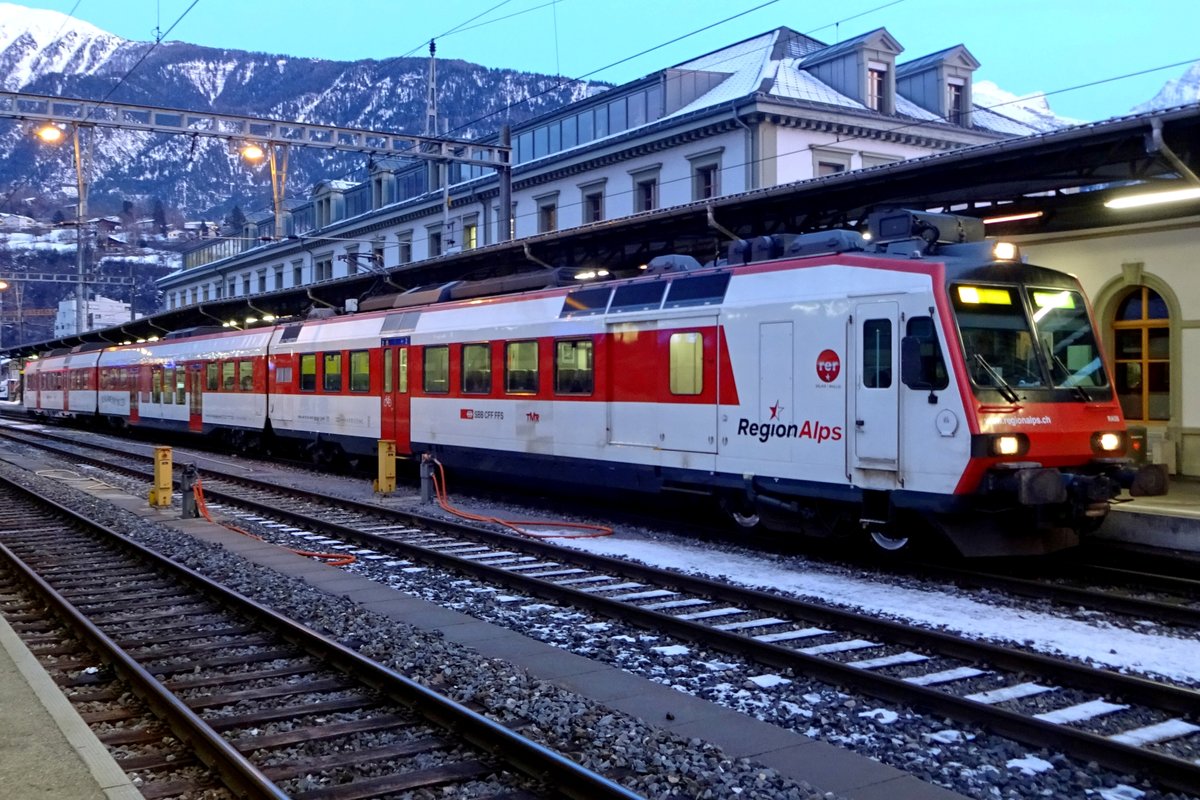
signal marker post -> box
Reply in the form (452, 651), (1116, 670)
(374, 440), (397, 495)
(149, 446), (172, 508)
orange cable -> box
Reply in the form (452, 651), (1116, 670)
(429, 460), (612, 540)
(192, 478), (357, 567)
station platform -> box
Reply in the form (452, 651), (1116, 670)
(1100, 476), (1200, 552)
(0, 615), (140, 799)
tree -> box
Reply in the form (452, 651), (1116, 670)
(52, 209), (65, 226)
(225, 205), (247, 234)
(152, 199), (168, 235)
(120, 199), (137, 229)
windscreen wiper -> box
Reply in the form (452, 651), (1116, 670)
(973, 353), (1021, 403)
(1045, 345), (1090, 401)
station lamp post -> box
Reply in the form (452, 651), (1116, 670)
(35, 122), (91, 335)
(240, 141), (288, 240)
(0, 279), (8, 350)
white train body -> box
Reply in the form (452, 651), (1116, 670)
(23, 212), (1165, 555)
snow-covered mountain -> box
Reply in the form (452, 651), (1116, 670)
(1131, 61), (1200, 114)
(0, 2), (600, 219)
(971, 80), (1082, 133)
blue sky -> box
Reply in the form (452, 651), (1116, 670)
(12, 0), (1200, 121)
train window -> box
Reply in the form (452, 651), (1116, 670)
(300, 354), (317, 392)
(152, 368), (162, 404)
(383, 350), (393, 393)
(349, 351), (370, 393)
(669, 332), (703, 395)
(462, 343), (491, 394)
(902, 317), (948, 390)
(177, 368), (187, 404)
(206, 363), (218, 391)
(862, 319), (892, 389)
(222, 361), (236, 390)
(664, 272), (730, 309)
(560, 287), (611, 317)
(953, 285), (1046, 389)
(163, 367), (175, 404)
(399, 348), (409, 393)
(323, 353), (342, 392)
(505, 341), (539, 394)
(1029, 288), (1109, 390)
(239, 361), (254, 391)
(610, 282), (666, 313)
(555, 339), (594, 395)
(424, 346), (449, 393)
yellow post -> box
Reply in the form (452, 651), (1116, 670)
(373, 439), (396, 494)
(149, 446), (172, 508)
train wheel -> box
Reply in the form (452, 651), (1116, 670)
(863, 521), (910, 553)
(719, 496), (762, 530)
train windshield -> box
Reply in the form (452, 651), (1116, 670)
(952, 284), (1108, 397)
(1027, 288), (1108, 389)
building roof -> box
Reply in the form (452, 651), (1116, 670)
(655, 26), (1036, 135)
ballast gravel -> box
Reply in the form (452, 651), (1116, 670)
(0, 457), (828, 800)
(1, 445), (1191, 800)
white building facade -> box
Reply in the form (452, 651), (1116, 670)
(159, 27), (1035, 309)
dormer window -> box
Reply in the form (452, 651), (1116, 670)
(947, 78), (966, 124)
(867, 62), (888, 111)
(896, 45), (979, 128)
(801, 29), (901, 116)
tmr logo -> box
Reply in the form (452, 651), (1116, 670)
(737, 418), (843, 444)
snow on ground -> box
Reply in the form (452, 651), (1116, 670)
(1006, 755), (1054, 775)
(553, 535), (1200, 684)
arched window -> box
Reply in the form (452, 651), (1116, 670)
(1113, 286), (1169, 421)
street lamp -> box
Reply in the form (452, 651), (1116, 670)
(240, 141), (288, 241)
(0, 279), (8, 350)
(36, 122), (91, 335)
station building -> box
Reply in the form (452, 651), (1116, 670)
(147, 27), (1198, 478)
(159, 26), (1036, 310)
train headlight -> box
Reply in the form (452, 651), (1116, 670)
(992, 242), (1019, 261)
(994, 435), (1021, 456)
(1091, 431), (1126, 455)
(979, 433), (1030, 457)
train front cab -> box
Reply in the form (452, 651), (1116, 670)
(926, 267), (1167, 556)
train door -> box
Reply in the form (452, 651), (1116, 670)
(607, 318), (718, 453)
(188, 363), (203, 432)
(851, 301), (899, 472)
(381, 346), (411, 454)
(128, 366), (139, 423)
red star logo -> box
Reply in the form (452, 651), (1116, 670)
(769, 401), (783, 420)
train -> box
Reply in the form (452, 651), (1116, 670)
(21, 209), (1166, 556)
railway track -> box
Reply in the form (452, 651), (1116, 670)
(2, 421), (1199, 795)
(0, 473), (640, 800)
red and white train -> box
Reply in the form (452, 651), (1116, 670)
(23, 210), (1165, 556)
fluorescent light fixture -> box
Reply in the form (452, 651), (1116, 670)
(1104, 187), (1200, 209)
(982, 211), (1043, 224)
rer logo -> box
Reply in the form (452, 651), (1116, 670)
(816, 349), (841, 383)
